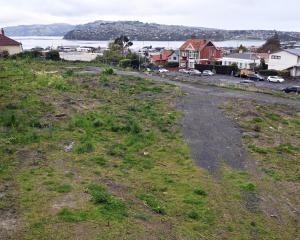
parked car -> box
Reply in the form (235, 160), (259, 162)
(158, 68), (169, 73)
(282, 86), (300, 94)
(179, 69), (190, 74)
(188, 69), (202, 76)
(267, 76), (285, 83)
(247, 74), (264, 81)
(202, 70), (215, 76)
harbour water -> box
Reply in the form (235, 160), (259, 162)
(12, 36), (266, 50)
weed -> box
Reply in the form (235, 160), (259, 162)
(138, 193), (166, 215)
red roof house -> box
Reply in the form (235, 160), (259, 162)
(0, 28), (22, 55)
(150, 50), (174, 65)
(179, 37), (222, 68)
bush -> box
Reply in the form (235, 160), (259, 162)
(46, 50), (60, 61)
(258, 69), (279, 76)
(0, 50), (9, 59)
(119, 59), (132, 68)
(164, 62), (179, 68)
(102, 68), (114, 75)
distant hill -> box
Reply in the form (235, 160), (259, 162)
(63, 21), (300, 42)
(4, 21), (300, 42)
(4, 23), (75, 36)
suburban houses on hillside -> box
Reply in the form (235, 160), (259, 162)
(0, 28), (22, 55)
(268, 48), (300, 77)
(179, 37), (222, 68)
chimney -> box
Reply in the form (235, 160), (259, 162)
(1, 28), (4, 35)
(191, 35), (196, 39)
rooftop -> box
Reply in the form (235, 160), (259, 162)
(285, 48), (300, 57)
(0, 29), (21, 47)
(223, 52), (259, 60)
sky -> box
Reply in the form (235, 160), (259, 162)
(1, 0), (300, 31)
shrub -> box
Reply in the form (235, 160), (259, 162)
(119, 59), (132, 68)
(164, 62), (179, 68)
(0, 50), (9, 59)
(89, 156), (107, 166)
(194, 188), (208, 196)
(187, 211), (199, 220)
(102, 68), (114, 75)
(240, 182), (256, 191)
(46, 50), (60, 61)
(58, 208), (87, 222)
(258, 69), (278, 76)
(138, 193), (166, 215)
(76, 141), (95, 154)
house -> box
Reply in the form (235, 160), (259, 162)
(168, 50), (179, 63)
(221, 53), (261, 69)
(0, 28), (22, 55)
(150, 50), (173, 65)
(179, 37), (222, 69)
(268, 49), (300, 77)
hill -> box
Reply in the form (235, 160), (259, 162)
(4, 23), (75, 36)
(63, 20), (300, 41)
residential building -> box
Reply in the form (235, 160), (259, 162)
(168, 50), (179, 63)
(221, 53), (260, 69)
(150, 50), (173, 65)
(268, 49), (300, 77)
(0, 28), (22, 55)
(179, 37), (222, 69)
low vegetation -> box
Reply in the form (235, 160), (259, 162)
(0, 58), (299, 239)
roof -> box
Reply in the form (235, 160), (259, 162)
(223, 53), (259, 60)
(179, 38), (215, 51)
(284, 48), (300, 57)
(0, 34), (21, 47)
(150, 50), (173, 62)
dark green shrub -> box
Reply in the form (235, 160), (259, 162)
(46, 50), (61, 61)
(102, 68), (114, 75)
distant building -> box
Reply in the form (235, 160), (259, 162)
(222, 53), (260, 69)
(179, 37), (222, 69)
(0, 28), (22, 55)
(268, 49), (300, 77)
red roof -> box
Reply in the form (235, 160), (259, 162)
(0, 34), (21, 47)
(150, 50), (173, 62)
(180, 38), (214, 51)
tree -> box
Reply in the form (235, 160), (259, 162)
(259, 58), (268, 70)
(114, 35), (133, 57)
(238, 44), (248, 53)
(257, 32), (281, 53)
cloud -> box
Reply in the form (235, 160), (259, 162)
(0, 0), (299, 31)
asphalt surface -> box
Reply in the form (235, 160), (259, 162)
(84, 67), (300, 171)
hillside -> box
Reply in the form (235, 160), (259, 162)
(63, 20), (300, 41)
(4, 23), (75, 36)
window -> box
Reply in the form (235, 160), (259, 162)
(173, 56), (177, 60)
(224, 61), (227, 65)
(271, 55), (281, 60)
(239, 63), (243, 68)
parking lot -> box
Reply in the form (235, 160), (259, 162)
(164, 72), (300, 91)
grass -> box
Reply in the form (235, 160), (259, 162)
(0, 58), (298, 239)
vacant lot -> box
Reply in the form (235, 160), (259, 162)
(0, 59), (299, 239)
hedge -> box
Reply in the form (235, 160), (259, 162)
(164, 62), (179, 68)
(258, 69), (290, 77)
(195, 64), (238, 75)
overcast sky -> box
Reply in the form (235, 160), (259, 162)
(1, 0), (299, 31)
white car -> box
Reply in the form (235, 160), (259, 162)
(158, 68), (169, 73)
(179, 69), (190, 74)
(188, 69), (202, 75)
(267, 76), (285, 83)
(202, 70), (215, 76)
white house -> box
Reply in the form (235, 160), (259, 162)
(0, 28), (22, 55)
(268, 49), (300, 77)
(168, 50), (179, 63)
(221, 53), (260, 69)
